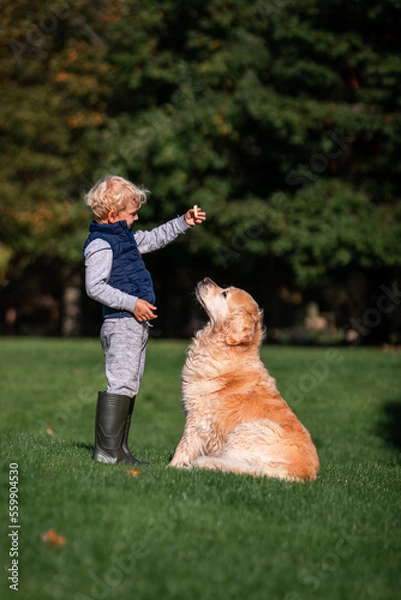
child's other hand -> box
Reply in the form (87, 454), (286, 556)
(185, 206), (206, 227)
(134, 299), (157, 322)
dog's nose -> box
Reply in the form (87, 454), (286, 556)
(202, 277), (212, 284)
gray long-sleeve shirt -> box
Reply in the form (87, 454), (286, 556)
(84, 215), (190, 313)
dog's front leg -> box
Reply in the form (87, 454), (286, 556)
(169, 419), (208, 468)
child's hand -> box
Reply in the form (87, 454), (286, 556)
(185, 206), (206, 227)
(134, 299), (157, 322)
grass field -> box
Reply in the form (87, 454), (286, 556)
(1, 338), (400, 600)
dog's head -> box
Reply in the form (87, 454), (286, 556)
(196, 278), (263, 347)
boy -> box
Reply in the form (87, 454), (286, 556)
(83, 175), (206, 466)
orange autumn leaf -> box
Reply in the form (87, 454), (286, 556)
(40, 529), (66, 547)
(55, 71), (69, 82)
(126, 469), (141, 478)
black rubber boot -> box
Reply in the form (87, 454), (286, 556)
(92, 392), (144, 465)
(122, 396), (150, 466)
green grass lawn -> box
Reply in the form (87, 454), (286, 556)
(1, 338), (400, 600)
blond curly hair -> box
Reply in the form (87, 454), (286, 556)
(84, 175), (149, 222)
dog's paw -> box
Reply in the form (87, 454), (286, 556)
(168, 459), (191, 469)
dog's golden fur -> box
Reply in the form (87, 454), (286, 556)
(169, 278), (319, 481)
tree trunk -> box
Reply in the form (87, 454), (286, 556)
(62, 270), (82, 337)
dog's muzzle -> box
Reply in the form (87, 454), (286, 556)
(196, 277), (215, 307)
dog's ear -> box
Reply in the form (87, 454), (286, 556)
(225, 309), (256, 346)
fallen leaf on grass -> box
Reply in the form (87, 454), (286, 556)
(126, 469), (141, 478)
(46, 425), (54, 436)
(40, 529), (66, 547)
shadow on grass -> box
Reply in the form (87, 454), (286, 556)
(377, 399), (401, 451)
(71, 441), (94, 454)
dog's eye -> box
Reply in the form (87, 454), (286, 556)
(222, 290), (229, 298)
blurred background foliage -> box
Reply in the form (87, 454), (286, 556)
(0, 0), (400, 341)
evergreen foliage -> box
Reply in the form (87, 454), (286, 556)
(1, 0), (400, 334)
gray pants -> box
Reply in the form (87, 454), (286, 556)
(100, 318), (150, 397)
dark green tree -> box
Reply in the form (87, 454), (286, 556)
(1, 0), (400, 338)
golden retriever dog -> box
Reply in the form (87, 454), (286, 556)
(169, 278), (319, 481)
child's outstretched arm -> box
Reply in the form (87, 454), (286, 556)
(135, 208), (207, 254)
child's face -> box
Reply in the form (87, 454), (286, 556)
(107, 198), (140, 228)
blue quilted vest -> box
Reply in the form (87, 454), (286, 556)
(83, 220), (155, 318)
